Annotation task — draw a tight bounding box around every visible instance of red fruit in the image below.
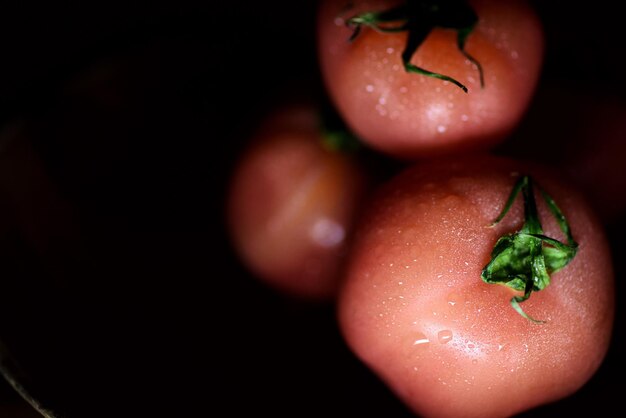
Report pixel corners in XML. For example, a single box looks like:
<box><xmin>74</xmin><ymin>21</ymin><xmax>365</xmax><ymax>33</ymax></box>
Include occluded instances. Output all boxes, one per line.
<box><xmin>317</xmin><ymin>0</ymin><xmax>544</xmax><ymax>158</ymax></box>
<box><xmin>227</xmin><ymin>104</ymin><xmax>367</xmax><ymax>300</ymax></box>
<box><xmin>338</xmin><ymin>154</ymin><xmax>614</xmax><ymax>417</ymax></box>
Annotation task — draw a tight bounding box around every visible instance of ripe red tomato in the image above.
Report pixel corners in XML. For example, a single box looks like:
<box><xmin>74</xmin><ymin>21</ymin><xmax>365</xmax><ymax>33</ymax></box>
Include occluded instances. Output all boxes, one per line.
<box><xmin>317</xmin><ymin>0</ymin><xmax>544</xmax><ymax>158</ymax></box>
<box><xmin>338</xmin><ymin>154</ymin><xmax>614</xmax><ymax>417</ymax></box>
<box><xmin>227</xmin><ymin>104</ymin><xmax>368</xmax><ymax>300</ymax></box>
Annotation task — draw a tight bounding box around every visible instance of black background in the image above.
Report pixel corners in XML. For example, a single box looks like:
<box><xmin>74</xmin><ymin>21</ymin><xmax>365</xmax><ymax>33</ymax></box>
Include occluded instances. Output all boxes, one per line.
<box><xmin>0</xmin><ymin>1</ymin><xmax>624</xmax><ymax>417</ymax></box>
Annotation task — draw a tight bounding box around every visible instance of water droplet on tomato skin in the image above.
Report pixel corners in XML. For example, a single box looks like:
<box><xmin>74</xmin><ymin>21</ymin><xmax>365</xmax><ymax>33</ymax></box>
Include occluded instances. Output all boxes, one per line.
<box><xmin>412</xmin><ymin>334</ymin><xmax>430</xmax><ymax>347</ymax></box>
<box><xmin>404</xmin><ymin>332</ymin><xmax>431</xmax><ymax>358</ymax></box>
<box><xmin>438</xmin><ymin>330</ymin><xmax>453</xmax><ymax>344</ymax></box>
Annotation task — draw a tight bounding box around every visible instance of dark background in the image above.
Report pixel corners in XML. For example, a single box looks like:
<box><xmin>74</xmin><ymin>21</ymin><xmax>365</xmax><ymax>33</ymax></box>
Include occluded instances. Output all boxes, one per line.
<box><xmin>0</xmin><ymin>1</ymin><xmax>624</xmax><ymax>417</ymax></box>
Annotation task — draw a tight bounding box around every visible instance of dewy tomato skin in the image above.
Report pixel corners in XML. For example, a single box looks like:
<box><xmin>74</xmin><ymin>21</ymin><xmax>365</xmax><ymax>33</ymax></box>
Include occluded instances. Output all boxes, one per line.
<box><xmin>317</xmin><ymin>0</ymin><xmax>544</xmax><ymax>158</ymax></box>
<box><xmin>338</xmin><ymin>154</ymin><xmax>614</xmax><ymax>418</ymax></box>
<box><xmin>227</xmin><ymin>105</ymin><xmax>367</xmax><ymax>300</ymax></box>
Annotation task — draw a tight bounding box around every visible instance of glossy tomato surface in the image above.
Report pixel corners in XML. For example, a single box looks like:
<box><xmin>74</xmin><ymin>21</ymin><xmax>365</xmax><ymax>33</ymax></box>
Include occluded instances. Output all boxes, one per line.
<box><xmin>317</xmin><ymin>0</ymin><xmax>544</xmax><ymax>158</ymax></box>
<box><xmin>338</xmin><ymin>154</ymin><xmax>614</xmax><ymax>417</ymax></box>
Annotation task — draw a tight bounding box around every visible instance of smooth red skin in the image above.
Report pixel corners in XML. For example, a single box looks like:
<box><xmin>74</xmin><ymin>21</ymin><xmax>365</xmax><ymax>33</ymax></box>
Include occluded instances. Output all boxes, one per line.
<box><xmin>317</xmin><ymin>0</ymin><xmax>544</xmax><ymax>158</ymax></box>
<box><xmin>338</xmin><ymin>155</ymin><xmax>614</xmax><ymax>418</ymax></box>
<box><xmin>227</xmin><ymin>106</ymin><xmax>366</xmax><ymax>300</ymax></box>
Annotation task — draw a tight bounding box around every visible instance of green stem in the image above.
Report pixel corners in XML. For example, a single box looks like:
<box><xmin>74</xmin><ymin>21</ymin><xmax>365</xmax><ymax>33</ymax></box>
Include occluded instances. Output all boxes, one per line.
<box><xmin>481</xmin><ymin>175</ymin><xmax>579</xmax><ymax>323</ymax></box>
<box><xmin>345</xmin><ymin>0</ymin><xmax>484</xmax><ymax>93</ymax></box>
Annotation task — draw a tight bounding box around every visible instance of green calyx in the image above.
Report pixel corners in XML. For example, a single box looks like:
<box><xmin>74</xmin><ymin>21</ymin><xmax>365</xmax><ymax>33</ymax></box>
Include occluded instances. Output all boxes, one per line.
<box><xmin>481</xmin><ymin>176</ymin><xmax>578</xmax><ymax>323</ymax></box>
<box><xmin>345</xmin><ymin>0</ymin><xmax>484</xmax><ymax>93</ymax></box>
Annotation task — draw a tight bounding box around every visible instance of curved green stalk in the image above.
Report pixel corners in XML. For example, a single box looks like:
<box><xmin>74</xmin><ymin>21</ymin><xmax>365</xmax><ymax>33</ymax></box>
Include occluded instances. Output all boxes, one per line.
<box><xmin>345</xmin><ymin>0</ymin><xmax>484</xmax><ymax>93</ymax></box>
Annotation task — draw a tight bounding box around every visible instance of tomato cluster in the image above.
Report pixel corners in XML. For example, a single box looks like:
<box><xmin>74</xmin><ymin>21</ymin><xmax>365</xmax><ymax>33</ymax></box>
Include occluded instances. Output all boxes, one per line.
<box><xmin>225</xmin><ymin>1</ymin><xmax>619</xmax><ymax>417</ymax></box>
<box><xmin>0</xmin><ymin>1</ymin><xmax>623</xmax><ymax>418</ymax></box>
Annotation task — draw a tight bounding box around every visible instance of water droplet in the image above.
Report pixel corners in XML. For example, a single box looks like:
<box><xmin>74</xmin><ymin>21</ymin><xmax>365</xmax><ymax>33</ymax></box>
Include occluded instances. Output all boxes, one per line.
<box><xmin>405</xmin><ymin>331</ymin><xmax>430</xmax><ymax>351</ymax></box>
<box><xmin>365</xmin><ymin>84</ymin><xmax>374</xmax><ymax>93</ymax></box>
<box><xmin>438</xmin><ymin>330</ymin><xmax>453</xmax><ymax>344</ymax></box>
<box><xmin>403</xmin><ymin>332</ymin><xmax>430</xmax><ymax>356</ymax></box>
<box><xmin>386</xmin><ymin>47</ymin><xmax>395</xmax><ymax>54</ymax></box>
<box><xmin>413</xmin><ymin>336</ymin><xmax>430</xmax><ymax>346</ymax></box>
<box><xmin>437</xmin><ymin>125</ymin><xmax>447</xmax><ymax>133</ymax></box>
<box><xmin>461</xmin><ymin>114</ymin><xmax>469</xmax><ymax>122</ymax></box>
<box><xmin>447</xmin><ymin>292</ymin><xmax>461</xmax><ymax>306</ymax></box>
<box><xmin>472</xmin><ymin>359</ymin><xmax>478</xmax><ymax>365</ymax></box>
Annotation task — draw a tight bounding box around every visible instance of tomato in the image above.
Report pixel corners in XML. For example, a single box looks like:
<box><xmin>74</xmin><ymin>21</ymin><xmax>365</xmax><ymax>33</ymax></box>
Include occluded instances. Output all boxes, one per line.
<box><xmin>317</xmin><ymin>0</ymin><xmax>544</xmax><ymax>158</ymax></box>
<box><xmin>226</xmin><ymin>104</ymin><xmax>368</xmax><ymax>300</ymax></box>
<box><xmin>338</xmin><ymin>154</ymin><xmax>614</xmax><ymax>417</ymax></box>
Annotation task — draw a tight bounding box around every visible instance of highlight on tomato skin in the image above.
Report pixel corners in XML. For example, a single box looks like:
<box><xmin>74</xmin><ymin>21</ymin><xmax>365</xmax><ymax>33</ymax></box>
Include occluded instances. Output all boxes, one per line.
<box><xmin>226</xmin><ymin>104</ymin><xmax>369</xmax><ymax>300</ymax></box>
<box><xmin>337</xmin><ymin>153</ymin><xmax>614</xmax><ymax>418</ymax></box>
<box><xmin>317</xmin><ymin>0</ymin><xmax>545</xmax><ymax>158</ymax></box>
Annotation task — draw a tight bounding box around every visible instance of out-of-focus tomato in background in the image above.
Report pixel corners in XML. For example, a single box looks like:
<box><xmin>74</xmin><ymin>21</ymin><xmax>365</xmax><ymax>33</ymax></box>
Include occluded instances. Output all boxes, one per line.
<box><xmin>0</xmin><ymin>1</ymin><xmax>624</xmax><ymax>417</ymax></box>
